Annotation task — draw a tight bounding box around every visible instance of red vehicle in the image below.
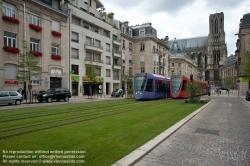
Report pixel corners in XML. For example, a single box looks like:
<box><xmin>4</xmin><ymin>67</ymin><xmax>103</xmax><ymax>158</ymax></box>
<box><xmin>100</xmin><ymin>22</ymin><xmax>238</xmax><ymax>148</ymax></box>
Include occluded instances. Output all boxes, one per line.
<box><xmin>170</xmin><ymin>74</ymin><xmax>208</xmax><ymax>99</ymax></box>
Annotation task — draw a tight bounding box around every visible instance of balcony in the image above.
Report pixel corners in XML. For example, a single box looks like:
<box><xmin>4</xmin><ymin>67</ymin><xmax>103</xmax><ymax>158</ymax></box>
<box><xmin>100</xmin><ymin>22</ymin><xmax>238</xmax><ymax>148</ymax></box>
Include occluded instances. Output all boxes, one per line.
<box><xmin>84</xmin><ymin>57</ymin><xmax>103</xmax><ymax>67</ymax></box>
<box><xmin>112</xmin><ymin>50</ymin><xmax>121</xmax><ymax>58</ymax></box>
<box><xmin>113</xmin><ymin>39</ymin><xmax>121</xmax><ymax>46</ymax></box>
<box><xmin>84</xmin><ymin>42</ymin><xmax>103</xmax><ymax>53</ymax></box>
<box><xmin>113</xmin><ymin>62</ymin><xmax>122</xmax><ymax>70</ymax></box>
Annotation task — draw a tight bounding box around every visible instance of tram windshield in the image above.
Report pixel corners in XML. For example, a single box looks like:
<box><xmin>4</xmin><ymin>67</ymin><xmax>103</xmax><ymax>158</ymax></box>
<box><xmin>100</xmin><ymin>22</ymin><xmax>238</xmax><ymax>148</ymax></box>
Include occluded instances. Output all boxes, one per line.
<box><xmin>134</xmin><ymin>76</ymin><xmax>146</xmax><ymax>91</ymax></box>
<box><xmin>171</xmin><ymin>77</ymin><xmax>182</xmax><ymax>91</ymax></box>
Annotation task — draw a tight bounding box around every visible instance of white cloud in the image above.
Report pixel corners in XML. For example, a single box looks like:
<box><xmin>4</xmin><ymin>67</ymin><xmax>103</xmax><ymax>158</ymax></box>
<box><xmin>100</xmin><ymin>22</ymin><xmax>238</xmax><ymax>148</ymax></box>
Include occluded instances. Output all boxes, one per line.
<box><xmin>101</xmin><ymin>0</ymin><xmax>250</xmax><ymax>56</ymax></box>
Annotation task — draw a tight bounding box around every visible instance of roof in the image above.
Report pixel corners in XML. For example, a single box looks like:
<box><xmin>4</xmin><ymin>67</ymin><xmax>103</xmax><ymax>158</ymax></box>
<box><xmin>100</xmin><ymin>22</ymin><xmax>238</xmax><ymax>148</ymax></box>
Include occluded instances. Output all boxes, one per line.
<box><xmin>220</xmin><ymin>55</ymin><xmax>236</xmax><ymax>66</ymax></box>
<box><xmin>242</xmin><ymin>13</ymin><xmax>250</xmax><ymax>26</ymax></box>
<box><xmin>169</xmin><ymin>36</ymin><xmax>208</xmax><ymax>49</ymax></box>
<box><xmin>96</xmin><ymin>0</ymin><xmax>104</xmax><ymax>8</ymax></box>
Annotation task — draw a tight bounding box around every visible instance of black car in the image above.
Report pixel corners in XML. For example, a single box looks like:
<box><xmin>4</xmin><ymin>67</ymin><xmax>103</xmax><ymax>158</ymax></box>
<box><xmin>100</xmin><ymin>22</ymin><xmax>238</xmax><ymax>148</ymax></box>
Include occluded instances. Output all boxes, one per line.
<box><xmin>246</xmin><ymin>89</ymin><xmax>250</xmax><ymax>101</ymax></box>
<box><xmin>37</xmin><ymin>88</ymin><xmax>71</xmax><ymax>103</ymax></box>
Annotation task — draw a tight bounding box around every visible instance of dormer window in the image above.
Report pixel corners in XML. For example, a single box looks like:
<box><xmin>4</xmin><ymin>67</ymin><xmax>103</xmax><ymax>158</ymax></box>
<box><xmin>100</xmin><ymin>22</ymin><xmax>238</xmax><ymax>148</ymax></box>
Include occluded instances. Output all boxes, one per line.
<box><xmin>140</xmin><ymin>31</ymin><xmax>145</xmax><ymax>38</ymax></box>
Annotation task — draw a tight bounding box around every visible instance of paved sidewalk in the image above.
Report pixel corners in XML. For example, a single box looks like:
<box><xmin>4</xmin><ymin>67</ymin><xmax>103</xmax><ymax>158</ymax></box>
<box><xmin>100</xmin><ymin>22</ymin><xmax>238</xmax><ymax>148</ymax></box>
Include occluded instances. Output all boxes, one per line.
<box><xmin>132</xmin><ymin>93</ymin><xmax>250</xmax><ymax>165</ymax></box>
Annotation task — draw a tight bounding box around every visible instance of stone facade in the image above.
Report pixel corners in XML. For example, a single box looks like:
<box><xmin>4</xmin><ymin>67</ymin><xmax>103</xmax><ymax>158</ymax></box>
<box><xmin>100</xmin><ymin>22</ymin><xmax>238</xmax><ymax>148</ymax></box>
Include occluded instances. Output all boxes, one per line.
<box><xmin>235</xmin><ymin>13</ymin><xmax>250</xmax><ymax>96</ymax></box>
<box><xmin>120</xmin><ymin>22</ymin><xmax>169</xmax><ymax>80</ymax></box>
<box><xmin>220</xmin><ymin>55</ymin><xmax>237</xmax><ymax>88</ymax></box>
<box><xmin>0</xmin><ymin>0</ymin><xmax>69</xmax><ymax>92</ymax></box>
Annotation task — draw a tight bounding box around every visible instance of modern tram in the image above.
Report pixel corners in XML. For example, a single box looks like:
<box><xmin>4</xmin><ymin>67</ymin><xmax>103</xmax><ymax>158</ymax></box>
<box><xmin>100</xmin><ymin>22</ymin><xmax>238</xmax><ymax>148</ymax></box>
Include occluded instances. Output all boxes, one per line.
<box><xmin>170</xmin><ymin>74</ymin><xmax>208</xmax><ymax>99</ymax></box>
<box><xmin>133</xmin><ymin>73</ymin><xmax>170</xmax><ymax>100</ymax></box>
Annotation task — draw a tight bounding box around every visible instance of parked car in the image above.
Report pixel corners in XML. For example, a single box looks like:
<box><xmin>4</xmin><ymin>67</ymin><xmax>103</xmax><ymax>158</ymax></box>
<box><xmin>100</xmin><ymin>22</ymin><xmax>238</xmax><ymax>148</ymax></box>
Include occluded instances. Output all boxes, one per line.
<box><xmin>246</xmin><ymin>89</ymin><xmax>250</xmax><ymax>101</ymax></box>
<box><xmin>36</xmin><ymin>88</ymin><xmax>71</xmax><ymax>103</ymax></box>
<box><xmin>111</xmin><ymin>89</ymin><xmax>123</xmax><ymax>97</ymax></box>
<box><xmin>0</xmin><ymin>91</ymin><xmax>22</xmax><ymax>105</ymax></box>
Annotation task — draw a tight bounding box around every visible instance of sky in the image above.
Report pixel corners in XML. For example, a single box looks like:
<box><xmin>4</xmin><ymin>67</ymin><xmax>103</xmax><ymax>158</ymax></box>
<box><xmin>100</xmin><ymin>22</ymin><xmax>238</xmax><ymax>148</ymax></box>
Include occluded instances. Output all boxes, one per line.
<box><xmin>100</xmin><ymin>0</ymin><xmax>249</xmax><ymax>56</ymax></box>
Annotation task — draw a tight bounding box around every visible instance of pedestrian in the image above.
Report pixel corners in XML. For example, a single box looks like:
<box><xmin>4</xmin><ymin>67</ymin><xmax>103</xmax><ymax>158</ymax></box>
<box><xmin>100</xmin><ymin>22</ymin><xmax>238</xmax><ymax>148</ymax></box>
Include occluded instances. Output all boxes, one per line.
<box><xmin>17</xmin><ymin>88</ymin><xmax>25</xmax><ymax>99</ymax></box>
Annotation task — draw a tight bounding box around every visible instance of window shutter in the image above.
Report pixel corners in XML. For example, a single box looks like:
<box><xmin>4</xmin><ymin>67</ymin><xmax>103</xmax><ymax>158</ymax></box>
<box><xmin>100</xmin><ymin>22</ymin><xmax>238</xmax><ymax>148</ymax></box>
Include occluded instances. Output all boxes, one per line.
<box><xmin>52</xmin><ymin>21</ymin><xmax>60</xmax><ymax>31</ymax></box>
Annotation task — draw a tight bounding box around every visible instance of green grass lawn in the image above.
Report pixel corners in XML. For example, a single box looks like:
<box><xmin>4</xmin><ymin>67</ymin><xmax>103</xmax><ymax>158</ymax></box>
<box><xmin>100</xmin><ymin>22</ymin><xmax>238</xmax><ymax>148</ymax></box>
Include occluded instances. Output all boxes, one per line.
<box><xmin>0</xmin><ymin>99</ymin><xmax>207</xmax><ymax>166</ymax></box>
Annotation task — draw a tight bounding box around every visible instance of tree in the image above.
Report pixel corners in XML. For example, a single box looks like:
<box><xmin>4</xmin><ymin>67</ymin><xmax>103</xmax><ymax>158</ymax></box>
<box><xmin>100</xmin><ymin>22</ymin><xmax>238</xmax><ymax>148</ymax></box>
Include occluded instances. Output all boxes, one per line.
<box><xmin>185</xmin><ymin>81</ymin><xmax>202</xmax><ymax>103</ymax></box>
<box><xmin>224</xmin><ymin>78</ymin><xmax>233</xmax><ymax>96</ymax></box>
<box><xmin>17</xmin><ymin>41</ymin><xmax>42</xmax><ymax>102</ymax></box>
<box><xmin>86</xmin><ymin>63</ymin><xmax>96</xmax><ymax>99</ymax></box>
<box><xmin>242</xmin><ymin>51</ymin><xmax>250</xmax><ymax>81</ymax></box>
<box><xmin>122</xmin><ymin>71</ymin><xmax>133</xmax><ymax>98</ymax></box>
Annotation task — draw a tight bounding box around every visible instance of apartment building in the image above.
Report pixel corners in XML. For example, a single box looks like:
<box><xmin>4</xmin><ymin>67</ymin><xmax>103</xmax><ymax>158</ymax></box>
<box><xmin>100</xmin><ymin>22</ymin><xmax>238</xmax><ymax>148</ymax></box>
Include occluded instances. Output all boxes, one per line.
<box><xmin>119</xmin><ymin>22</ymin><xmax>169</xmax><ymax>89</ymax></box>
<box><xmin>68</xmin><ymin>0</ymin><xmax>121</xmax><ymax>96</ymax></box>
<box><xmin>220</xmin><ymin>54</ymin><xmax>237</xmax><ymax>88</ymax></box>
<box><xmin>235</xmin><ymin>12</ymin><xmax>250</xmax><ymax>95</ymax></box>
<box><xmin>0</xmin><ymin>0</ymin><xmax>69</xmax><ymax>91</ymax></box>
<box><xmin>168</xmin><ymin>40</ymin><xmax>198</xmax><ymax>79</ymax></box>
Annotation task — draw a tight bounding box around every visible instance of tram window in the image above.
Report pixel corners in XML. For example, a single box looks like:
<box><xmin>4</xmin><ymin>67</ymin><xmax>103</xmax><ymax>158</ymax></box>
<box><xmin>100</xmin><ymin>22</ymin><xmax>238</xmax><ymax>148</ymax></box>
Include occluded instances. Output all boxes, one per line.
<box><xmin>182</xmin><ymin>80</ymin><xmax>187</xmax><ymax>91</ymax></box>
<box><xmin>145</xmin><ymin>79</ymin><xmax>153</xmax><ymax>91</ymax></box>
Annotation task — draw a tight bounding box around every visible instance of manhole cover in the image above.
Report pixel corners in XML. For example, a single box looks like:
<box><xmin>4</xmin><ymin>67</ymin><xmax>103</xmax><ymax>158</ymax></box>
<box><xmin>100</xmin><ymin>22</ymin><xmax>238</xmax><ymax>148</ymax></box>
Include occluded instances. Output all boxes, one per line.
<box><xmin>194</xmin><ymin>128</ymin><xmax>219</xmax><ymax>136</ymax></box>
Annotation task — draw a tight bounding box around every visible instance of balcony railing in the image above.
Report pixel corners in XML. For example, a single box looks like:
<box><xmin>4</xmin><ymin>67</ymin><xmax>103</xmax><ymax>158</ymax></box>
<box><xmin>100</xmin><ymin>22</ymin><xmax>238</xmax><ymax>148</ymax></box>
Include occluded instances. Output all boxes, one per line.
<box><xmin>113</xmin><ymin>76</ymin><xmax>119</xmax><ymax>80</ymax></box>
<box><xmin>85</xmin><ymin>42</ymin><xmax>103</xmax><ymax>49</ymax></box>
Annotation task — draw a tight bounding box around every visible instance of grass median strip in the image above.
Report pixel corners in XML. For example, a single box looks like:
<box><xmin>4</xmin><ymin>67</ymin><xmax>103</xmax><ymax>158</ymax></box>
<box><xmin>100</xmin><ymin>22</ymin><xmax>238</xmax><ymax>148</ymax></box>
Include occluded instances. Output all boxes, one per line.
<box><xmin>0</xmin><ymin>99</ymin><xmax>207</xmax><ymax>166</ymax></box>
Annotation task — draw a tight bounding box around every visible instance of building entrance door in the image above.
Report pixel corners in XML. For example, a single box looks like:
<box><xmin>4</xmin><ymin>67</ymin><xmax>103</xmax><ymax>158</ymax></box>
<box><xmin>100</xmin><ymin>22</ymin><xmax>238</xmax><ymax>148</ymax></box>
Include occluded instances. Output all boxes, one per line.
<box><xmin>50</xmin><ymin>77</ymin><xmax>61</xmax><ymax>88</ymax></box>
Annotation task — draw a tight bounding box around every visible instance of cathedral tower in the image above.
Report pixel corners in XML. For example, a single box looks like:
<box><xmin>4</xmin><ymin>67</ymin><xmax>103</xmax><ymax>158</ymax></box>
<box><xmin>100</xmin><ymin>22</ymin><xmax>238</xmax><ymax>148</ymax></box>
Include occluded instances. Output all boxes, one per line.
<box><xmin>206</xmin><ymin>12</ymin><xmax>227</xmax><ymax>85</ymax></box>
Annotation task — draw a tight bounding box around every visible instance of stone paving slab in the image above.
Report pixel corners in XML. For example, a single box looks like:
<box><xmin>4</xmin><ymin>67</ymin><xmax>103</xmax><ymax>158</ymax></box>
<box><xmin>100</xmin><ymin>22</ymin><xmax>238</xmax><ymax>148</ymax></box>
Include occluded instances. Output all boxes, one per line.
<box><xmin>134</xmin><ymin>96</ymin><xmax>250</xmax><ymax>166</ymax></box>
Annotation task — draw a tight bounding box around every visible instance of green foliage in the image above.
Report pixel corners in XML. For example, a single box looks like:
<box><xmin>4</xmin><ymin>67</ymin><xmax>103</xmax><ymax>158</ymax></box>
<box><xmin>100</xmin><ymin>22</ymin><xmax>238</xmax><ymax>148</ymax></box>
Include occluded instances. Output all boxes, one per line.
<box><xmin>123</xmin><ymin>71</ymin><xmax>133</xmax><ymax>98</ymax></box>
<box><xmin>113</xmin><ymin>24</ymin><xmax>117</xmax><ymax>29</ymax></box>
<box><xmin>86</xmin><ymin>63</ymin><xmax>96</xmax><ymax>85</ymax></box>
<box><xmin>107</xmin><ymin>12</ymin><xmax>113</xmax><ymax>19</ymax></box>
<box><xmin>242</xmin><ymin>51</ymin><xmax>250</xmax><ymax>81</ymax></box>
<box><xmin>185</xmin><ymin>81</ymin><xmax>202</xmax><ymax>103</ymax></box>
<box><xmin>86</xmin><ymin>63</ymin><xmax>96</xmax><ymax>98</ymax></box>
<box><xmin>16</xmin><ymin>41</ymin><xmax>42</xmax><ymax>84</ymax></box>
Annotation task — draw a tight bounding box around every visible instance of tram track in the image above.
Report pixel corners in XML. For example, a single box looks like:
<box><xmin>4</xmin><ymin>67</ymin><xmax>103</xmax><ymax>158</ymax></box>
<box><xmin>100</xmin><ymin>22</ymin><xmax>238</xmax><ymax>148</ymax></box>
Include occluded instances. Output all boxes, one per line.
<box><xmin>0</xmin><ymin>100</ymin><xmax>162</xmax><ymax>140</ymax></box>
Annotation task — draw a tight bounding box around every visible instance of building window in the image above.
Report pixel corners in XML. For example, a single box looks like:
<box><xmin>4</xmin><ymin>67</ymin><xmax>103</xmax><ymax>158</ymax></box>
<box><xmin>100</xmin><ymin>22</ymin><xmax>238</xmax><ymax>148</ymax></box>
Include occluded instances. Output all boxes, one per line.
<box><xmin>141</xmin><ymin>67</ymin><xmax>145</xmax><ymax>73</ymax></box>
<box><xmin>71</xmin><ymin>65</ymin><xmax>79</xmax><ymax>74</ymax></box>
<box><xmin>86</xmin><ymin>37</ymin><xmax>91</xmax><ymax>45</ymax></box>
<box><xmin>172</xmin><ymin>63</ymin><xmax>174</xmax><ymax>67</ymax></box>
<box><xmin>2</xmin><ymin>2</ymin><xmax>16</xmax><ymax>18</ymax></box>
<box><xmin>93</xmin><ymin>54</ymin><xmax>101</xmax><ymax>62</ymax></box>
<box><xmin>154</xmin><ymin>67</ymin><xmax>156</xmax><ymax>74</ymax></box>
<box><xmin>113</xmin><ymin>35</ymin><xmax>118</xmax><ymax>41</ymax></box>
<box><xmin>113</xmin><ymin>58</ymin><xmax>118</xmax><ymax>65</ymax></box>
<box><xmin>129</xmin><ymin>67</ymin><xmax>132</xmax><ymax>76</ymax></box>
<box><xmin>30</xmin><ymin>13</ymin><xmax>40</xmax><ymax>26</ymax></box>
<box><xmin>31</xmin><ymin>71</ymin><xmax>41</xmax><ymax>85</ymax></box>
<box><xmin>95</xmin><ymin>40</ymin><xmax>101</xmax><ymax>47</ymax></box>
<box><xmin>72</xmin><ymin>16</ymin><xmax>81</xmax><ymax>26</ymax></box>
<box><xmin>140</xmin><ymin>31</ymin><xmax>145</xmax><ymax>37</ymax></box>
<box><xmin>52</xmin><ymin>44</ymin><xmax>59</xmax><ymax>54</ymax></box>
<box><xmin>129</xmin><ymin>55</ymin><xmax>132</xmax><ymax>65</ymax></box>
<box><xmin>106</xmin><ymin>69</ymin><xmax>110</xmax><ymax>77</ymax></box>
<box><xmin>95</xmin><ymin>68</ymin><xmax>101</xmax><ymax>76</ymax></box>
<box><xmin>122</xmin><ymin>40</ymin><xmax>125</xmax><ymax>49</ymax></box>
<box><xmin>172</xmin><ymin>70</ymin><xmax>174</xmax><ymax>75</ymax></box>
<box><xmin>106</xmin><ymin>56</ymin><xmax>110</xmax><ymax>65</ymax></box>
<box><xmin>83</xmin><ymin>20</ymin><xmax>89</xmax><ymax>29</ymax></box>
<box><xmin>178</xmin><ymin>63</ymin><xmax>181</xmax><ymax>67</ymax></box>
<box><xmin>122</xmin><ymin>66</ymin><xmax>125</xmax><ymax>74</ymax></box>
<box><xmin>4</xmin><ymin>31</ymin><xmax>16</xmax><ymax>47</ymax></box>
<box><xmin>91</xmin><ymin>25</ymin><xmax>98</xmax><ymax>33</ymax></box>
<box><xmin>113</xmin><ymin>70</ymin><xmax>119</xmax><ymax>80</ymax></box>
<box><xmin>4</xmin><ymin>64</ymin><xmax>17</xmax><ymax>79</ymax></box>
<box><xmin>71</xmin><ymin>32</ymin><xmax>79</xmax><ymax>42</ymax></box>
<box><xmin>71</xmin><ymin>48</ymin><xmax>79</xmax><ymax>59</ymax></box>
<box><xmin>129</xmin><ymin>42</ymin><xmax>132</xmax><ymax>51</ymax></box>
<box><xmin>140</xmin><ymin>43</ymin><xmax>145</xmax><ymax>51</ymax></box>
<box><xmin>86</xmin><ymin>51</ymin><xmax>91</xmax><ymax>60</ymax></box>
<box><xmin>106</xmin><ymin>43</ymin><xmax>110</xmax><ymax>52</ymax></box>
<box><xmin>103</xmin><ymin>30</ymin><xmax>109</xmax><ymax>37</ymax></box>
<box><xmin>30</xmin><ymin>38</ymin><xmax>40</xmax><ymax>51</ymax></box>
<box><xmin>52</xmin><ymin>20</ymin><xmax>60</xmax><ymax>32</ymax></box>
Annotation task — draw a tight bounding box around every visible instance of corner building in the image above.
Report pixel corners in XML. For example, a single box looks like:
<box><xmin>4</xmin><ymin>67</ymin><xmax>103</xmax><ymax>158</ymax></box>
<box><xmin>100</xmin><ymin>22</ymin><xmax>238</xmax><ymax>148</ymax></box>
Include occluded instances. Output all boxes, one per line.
<box><xmin>0</xmin><ymin>0</ymin><xmax>69</xmax><ymax>91</ymax></box>
<box><xmin>119</xmin><ymin>22</ymin><xmax>169</xmax><ymax>90</ymax></box>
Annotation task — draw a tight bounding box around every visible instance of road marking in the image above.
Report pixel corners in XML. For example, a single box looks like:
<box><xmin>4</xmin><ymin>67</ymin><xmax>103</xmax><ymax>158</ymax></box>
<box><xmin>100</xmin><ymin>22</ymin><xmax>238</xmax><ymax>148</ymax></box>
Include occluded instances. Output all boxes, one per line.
<box><xmin>223</xmin><ymin>103</ymin><xmax>232</xmax><ymax>106</ymax></box>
